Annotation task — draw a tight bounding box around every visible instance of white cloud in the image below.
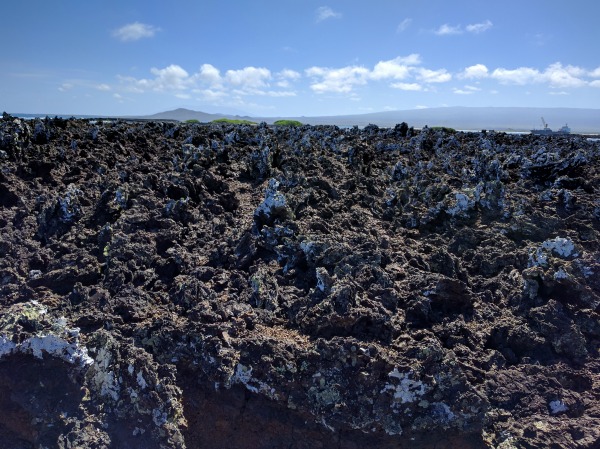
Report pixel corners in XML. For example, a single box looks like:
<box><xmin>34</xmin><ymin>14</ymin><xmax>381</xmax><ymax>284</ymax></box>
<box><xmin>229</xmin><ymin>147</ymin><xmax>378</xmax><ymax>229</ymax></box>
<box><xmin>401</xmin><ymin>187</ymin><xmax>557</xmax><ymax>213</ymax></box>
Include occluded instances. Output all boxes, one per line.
<box><xmin>543</xmin><ymin>62</ymin><xmax>586</xmax><ymax>88</ymax></box>
<box><xmin>197</xmin><ymin>64</ymin><xmax>223</xmax><ymax>88</ymax></box>
<box><xmin>415</xmin><ymin>105</ymin><xmax>429</xmax><ymax>109</ymax></box>
<box><xmin>306</xmin><ymin>55</ymin><xmax>450</xmax><ymax>93</ymax></box>
<box><xmin>460</xmin><ymin>64</ymin><xmax>489</xmax><ymax>79</ymax></box>
<box><xmin>306</xmin><ymin>65</ymin><xmax>369</xmax><ymax>93</ymax></box>
<box><xmin>549</xmin><ymin>91</ymin><xmax>569</xmax><ymax>95</ymax></box>
<box><xmin>276</xmin><ymin>69</ymin><xmax>301</xmax><ymax>87</ymax></box>
<box><xmin>371</xmin><ymin>58</ymin><xmax>413</xmax><ymax>80</ymax></box>
<box><xmin>434</xmin><ymin>24</ymin><xmax>462</xmax><ymax>35</ymax></box>
<box><xmin>434</xmin><ymin>20</ymin><xmax>492</xmax><ymax>36</ymax></box>
<box><xmin>453</xmin><ymin>85</ymin><xmax>480</xmax><ymax>95</ymax></box>
<box><xmin>490</xmin><ymin>63</ymin><xmax>587</xmax><ymax>88</ymax></box>
<box><xmin>119</xmin><ymin>64</ymin><xmax>297</xmax><ymax>100</ymax></box>
<box><xmin>118</xmin><ymin>65</ymin><xmax>194</xmax><ymax>93</ymax></box>
<box><xmin>590</xmin><ymin>80</ymin><xmax>600</xmax><ymax>88</ymax></box>
<box><xmin>278</xmin><ymin>69</ymin><xmax>301</xmax><ymax>80</ymax></box>
<box><xmin>417</xmin><ymin>68</ymin><xmax>452</xmax><ymax>83</ymax></box>
<box><xmin>232</xmin><ymin>88</ymin><xmax>294</xmax><ymax>97</ymax></box>
<box><xmin>371</xmin><ymin>55</ymin><xmax>422</xmax><ymax>80</ymax></box>
<box><xmin>391</xmin><ymin>82</ymin><xmax>422</xmax><ymax>91</ymax></box>
<box><xmin>112</xmin><ymin>22</ymin><xmax>159</xmax><ymax>42</ymax></box>
<box><xmin>316</xmin><ymin>6</ymin><xmax>341</xmax><ymax>22</ymax></box>
<box><xmin>588</xmin><ymin>67</ymin><xmax>600</xmax><ymax>78</ymax></box>
<box><xmin>398</xmin><ymin>54</ymin><xmax>423</xmax><ymax>66</ymax></box>
<box><xmin>397</xmin><ymin>18</ymin><xmax>412</xmax><ymax>32</ymax></box>
<box><xmin>491</xmin><ymin>67</ymin><xmax>542</xmax><ymax>85</ymax></box>
<box><xmin>95</xmin><ymin>84</ymin><xmax>111</xmax><ymax>91</ymax></box>
<box><xmin>149</xmin><ymin>65</ymin><xmax>192</xmax><ymax>90</ymax></box>
<box><xmin>196</xmin><ymin>89</ymin><xmax>228</xmax><ymax>101</ymax></box>
<box><xmin>466</xmin><ymin>20</ymin><xmax>493</xmax><ymax>34</ymax></box>
<box><xmin>225</xmin><ymin>67</ymin><xmax>271</xmax><ymax>89</ymax></box>
<box><xmin>258</xmin><ymin>90</ymin><xmax>297</xmax><ymax>97</ymax></box>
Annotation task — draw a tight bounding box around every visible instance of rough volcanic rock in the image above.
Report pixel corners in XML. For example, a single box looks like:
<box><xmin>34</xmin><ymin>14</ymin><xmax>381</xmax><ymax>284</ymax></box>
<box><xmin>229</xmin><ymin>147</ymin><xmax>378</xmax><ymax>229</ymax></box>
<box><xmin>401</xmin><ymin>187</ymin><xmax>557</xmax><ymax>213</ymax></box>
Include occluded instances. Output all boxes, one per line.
<box><xmin>0</xmin><ymin>114</ymin><xmax>599</xmax><ymax>448</ymax></box>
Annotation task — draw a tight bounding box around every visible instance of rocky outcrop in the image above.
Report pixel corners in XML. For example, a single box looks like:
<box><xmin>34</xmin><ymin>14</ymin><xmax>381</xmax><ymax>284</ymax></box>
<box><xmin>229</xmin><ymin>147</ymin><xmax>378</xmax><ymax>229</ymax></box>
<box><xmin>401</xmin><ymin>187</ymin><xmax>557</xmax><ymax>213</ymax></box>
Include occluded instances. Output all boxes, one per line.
<box><xmin>0</xmin><ymin>114</ymin><xmax>599</xmax><ymax>448</ymax></box>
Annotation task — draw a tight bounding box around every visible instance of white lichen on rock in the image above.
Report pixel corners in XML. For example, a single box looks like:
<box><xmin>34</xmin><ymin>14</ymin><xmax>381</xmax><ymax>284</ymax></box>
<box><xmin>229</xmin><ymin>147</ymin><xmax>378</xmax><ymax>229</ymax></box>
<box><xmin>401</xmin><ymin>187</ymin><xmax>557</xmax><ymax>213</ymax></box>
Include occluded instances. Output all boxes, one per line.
<box><xmin>29</xmin><ymin>269</ymin><xmax>43</xmax><ymax>280</ymax></box>
<box><xmin>58</xmin><ymin>184</ymin><xmax>83</xmax><ymax>222</ymax></box>
<box><xmin>528</xmin><ymin>247</ymin><xmax>549</xmax><ymax>268</ymax></box>
<box><xmin>230</xmin><ymin>363</ymin><xmax>279</xmax><ymax>399</ymax></box>
<box><xmin>0</xmin><ymin>335</ymin><xmax>17</xmax><ymax>358</ymax></box>
<box><xmin>0</xmin><ymin>301</ymin><xmax>93</xmax><ymax>367</ymax></box>
<box><xmin>254</xmin><ymin>178</ymin><xmax>292</xmax><ymax>222</ymax></box>
<box><xmin>542</xmin><ymin>237</ymin><xmax>577</xmax><ymax>258</ymax></box>
<box><xmin>233</xmin><ymin>363</ymin><xmax>254</xmax><ymax>388</ymax></box>
<box><xmin>91</xmin><ymin>346</ymin><xmax>120</xmax><ymax>401</ymax></box>
<box><xmin>529</xmin><ymin>237</ymin><xmax>577</xmax><ymax>268</ymax></box>
<box><xmin>22</xmin><ymin>334</ymin><xmax>93</xmax><ymax>365</ymax></box>
<box><xmin>380</xmin><ymin>368</ymin><xmax>429</xmax><ymax>406</ymax></box>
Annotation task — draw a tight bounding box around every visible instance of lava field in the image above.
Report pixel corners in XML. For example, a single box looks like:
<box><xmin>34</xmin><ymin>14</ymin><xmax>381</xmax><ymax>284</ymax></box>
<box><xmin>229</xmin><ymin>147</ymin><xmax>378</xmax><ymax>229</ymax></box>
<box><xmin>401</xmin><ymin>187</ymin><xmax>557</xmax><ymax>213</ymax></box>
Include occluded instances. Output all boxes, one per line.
<box><xmin>0</xmin><ymin>115</ymin><xmax>599</xmax><ymax>448</ymax></box>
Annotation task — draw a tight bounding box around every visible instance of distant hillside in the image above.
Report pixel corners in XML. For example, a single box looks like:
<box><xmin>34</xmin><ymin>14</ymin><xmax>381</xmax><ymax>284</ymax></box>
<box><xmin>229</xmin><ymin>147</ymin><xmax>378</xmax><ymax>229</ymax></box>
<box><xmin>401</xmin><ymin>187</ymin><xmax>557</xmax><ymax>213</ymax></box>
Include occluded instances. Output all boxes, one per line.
<box><xmin>130</xmin><ymin>108</ymin><xmax>254</xmax><ymax>123</ymax></box>
<box><xmin>271</xmin><ymin>107</ymin><xmax>600</xmax><ymax>133</ymax></box>
<box><xmin>132</xmin><ymin>107</ymin><xmax>600</xmax><ymax>133</ymax></box>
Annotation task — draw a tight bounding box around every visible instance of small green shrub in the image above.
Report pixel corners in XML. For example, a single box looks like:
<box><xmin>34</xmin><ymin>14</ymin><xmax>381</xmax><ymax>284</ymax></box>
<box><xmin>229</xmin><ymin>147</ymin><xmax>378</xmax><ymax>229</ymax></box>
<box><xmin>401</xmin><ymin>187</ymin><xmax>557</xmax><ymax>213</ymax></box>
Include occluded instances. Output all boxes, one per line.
<box><xmin>274</xmin><ymin>120</ymin><xmax>303</xmax><ymax>127</ymax></box>
<box><xmin>212</xmin><ymin>118</ymin><xmax>257</xmax><ymax>125</ymax></box>
<box><xmin>184</xmin><ymin>119</ymin><xmax>200</xmax><ymax>123</ymax></box>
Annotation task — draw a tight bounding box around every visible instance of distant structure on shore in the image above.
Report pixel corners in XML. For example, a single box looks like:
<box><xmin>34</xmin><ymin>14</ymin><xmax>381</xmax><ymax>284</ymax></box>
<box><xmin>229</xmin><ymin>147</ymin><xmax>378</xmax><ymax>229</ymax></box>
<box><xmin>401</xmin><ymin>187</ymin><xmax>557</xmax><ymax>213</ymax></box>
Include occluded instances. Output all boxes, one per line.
<box><xmin>531</xmin><ymin>117</ymin><xmax>571</xmax><ymax>135</ymax></box>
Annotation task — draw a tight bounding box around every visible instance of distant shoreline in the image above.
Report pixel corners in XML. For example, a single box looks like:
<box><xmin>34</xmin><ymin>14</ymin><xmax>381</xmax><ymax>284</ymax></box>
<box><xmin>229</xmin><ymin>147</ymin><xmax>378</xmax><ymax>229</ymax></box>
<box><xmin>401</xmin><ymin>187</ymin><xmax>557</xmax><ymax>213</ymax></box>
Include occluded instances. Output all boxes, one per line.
<box><xmin>7</xmin><ymin>109</ymin><xmax>600</xmax><ymax>136</ymax></box>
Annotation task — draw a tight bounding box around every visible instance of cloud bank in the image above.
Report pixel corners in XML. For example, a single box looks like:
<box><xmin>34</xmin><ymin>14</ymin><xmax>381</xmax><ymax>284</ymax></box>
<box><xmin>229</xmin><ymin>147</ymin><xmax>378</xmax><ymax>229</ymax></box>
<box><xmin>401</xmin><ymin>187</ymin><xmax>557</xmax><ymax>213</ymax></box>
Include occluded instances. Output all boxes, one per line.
<box><xmin>459</xmin><ymin>62</ymin><xmax>594</xmax><ymax>88</ymax></box>
<box><xmin>306</xmin><ymin>54</ymin><xmax>451</xmax><ymax>93</ymax></box>
<box><xmin>105</xmin><ymin>58</ymin><xmax>600</xmax><ymax>108</ymax></box>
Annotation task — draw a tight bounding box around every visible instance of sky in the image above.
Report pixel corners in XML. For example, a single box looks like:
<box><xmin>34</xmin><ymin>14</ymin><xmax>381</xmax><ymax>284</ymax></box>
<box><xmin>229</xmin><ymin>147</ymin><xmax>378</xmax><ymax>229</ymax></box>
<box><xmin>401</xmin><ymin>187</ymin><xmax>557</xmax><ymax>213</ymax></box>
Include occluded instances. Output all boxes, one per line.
<box><xmin>2</xmin><ymin>0</ymin><xmax>600</xmax><ymax>117</ymax></box>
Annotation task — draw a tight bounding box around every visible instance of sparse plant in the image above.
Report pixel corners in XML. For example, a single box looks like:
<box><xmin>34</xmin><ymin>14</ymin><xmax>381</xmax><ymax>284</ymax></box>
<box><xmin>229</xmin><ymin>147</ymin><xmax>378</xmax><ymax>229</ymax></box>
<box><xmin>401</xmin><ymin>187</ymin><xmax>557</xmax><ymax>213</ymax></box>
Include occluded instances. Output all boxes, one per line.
<box><xmin>212</xmin><ymin>118</ymin><xmax>257</xmax><ymax>125</ymax></box>
<box><xmin>273</xmin><ymin>120</ymin><xmax>303</xmax><ymax>127</ymax></box>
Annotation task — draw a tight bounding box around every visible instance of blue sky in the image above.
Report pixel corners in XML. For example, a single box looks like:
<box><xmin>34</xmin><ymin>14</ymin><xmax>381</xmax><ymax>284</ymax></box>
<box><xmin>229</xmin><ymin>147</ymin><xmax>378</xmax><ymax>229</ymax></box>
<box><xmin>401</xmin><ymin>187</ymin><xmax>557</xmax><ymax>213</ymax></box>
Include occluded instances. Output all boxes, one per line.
<box><xmin>2</xmin><ymin>0</ymin><xmax>600</xmax><ymax>116</ymax></box>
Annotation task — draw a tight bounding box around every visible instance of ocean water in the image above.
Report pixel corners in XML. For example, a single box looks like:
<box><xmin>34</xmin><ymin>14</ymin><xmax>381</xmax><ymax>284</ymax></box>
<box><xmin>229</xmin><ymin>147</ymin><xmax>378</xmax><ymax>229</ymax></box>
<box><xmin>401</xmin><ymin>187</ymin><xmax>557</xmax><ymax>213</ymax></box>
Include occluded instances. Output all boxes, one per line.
<box><xmin>10</xmin><ymin>113</ymin><xmax>103</xmax><ymax>120</ymax></box>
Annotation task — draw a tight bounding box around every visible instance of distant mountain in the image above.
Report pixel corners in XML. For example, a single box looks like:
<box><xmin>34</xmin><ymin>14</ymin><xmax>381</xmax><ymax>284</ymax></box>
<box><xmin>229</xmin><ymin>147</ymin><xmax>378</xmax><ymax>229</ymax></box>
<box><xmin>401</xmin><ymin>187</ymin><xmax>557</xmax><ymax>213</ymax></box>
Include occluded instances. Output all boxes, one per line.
<box><xmin>131</xmin><ymin>108</ymin><xmax>255</xmax><ymax>123</ymax></box>
<box><xmin>132</xmin><ymin>108</ymin><xmax>224</xmax><ymax>122</ymax></box>
<box><xmin>132</xmin><ymin>107</ymin><xmax>600</xmax><ymax>133</ymax></box>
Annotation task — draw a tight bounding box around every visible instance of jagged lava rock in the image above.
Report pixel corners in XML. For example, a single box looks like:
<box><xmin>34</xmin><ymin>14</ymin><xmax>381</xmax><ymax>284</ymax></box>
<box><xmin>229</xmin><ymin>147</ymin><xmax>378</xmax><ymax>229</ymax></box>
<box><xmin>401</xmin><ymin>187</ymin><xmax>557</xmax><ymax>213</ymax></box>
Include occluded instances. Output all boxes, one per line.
<box><xmin>0</xmin><ymin>115</ymin><xmax>599</xmax><ymax>448</ymax></box>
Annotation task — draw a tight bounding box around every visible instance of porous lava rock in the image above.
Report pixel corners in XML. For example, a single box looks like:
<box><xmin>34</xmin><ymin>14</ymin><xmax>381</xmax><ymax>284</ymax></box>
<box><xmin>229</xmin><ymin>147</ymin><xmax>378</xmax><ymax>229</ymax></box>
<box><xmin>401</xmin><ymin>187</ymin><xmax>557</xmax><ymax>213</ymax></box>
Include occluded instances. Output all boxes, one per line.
<box><xmin>0</xmin><ymin>114</ymin><xmax>599</xmax><ymax>448</ymax></box>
